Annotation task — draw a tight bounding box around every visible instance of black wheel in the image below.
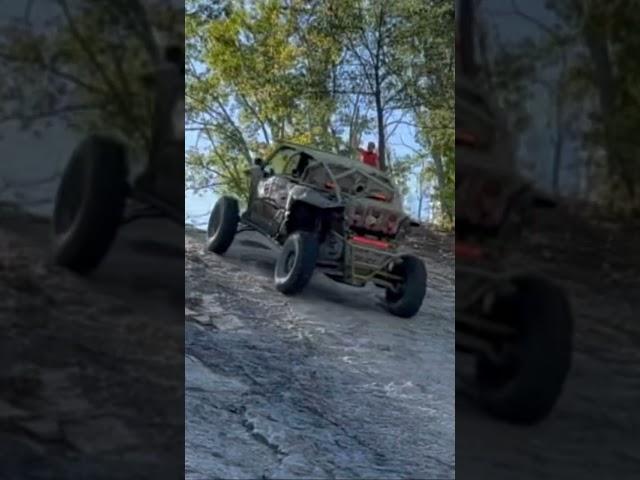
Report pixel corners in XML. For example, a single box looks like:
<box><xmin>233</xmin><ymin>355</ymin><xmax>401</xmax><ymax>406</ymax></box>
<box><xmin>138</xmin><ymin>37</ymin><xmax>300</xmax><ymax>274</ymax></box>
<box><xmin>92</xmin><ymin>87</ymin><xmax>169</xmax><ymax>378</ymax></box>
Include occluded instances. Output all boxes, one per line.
<box><xmin>384</xmin><ymin>255</ymin><xmax>427</xmax><ymax>318</ymax></box>
<box><xmin>52</xmin><ymin>135</ymin><xmax>128</xmax><ymax>274</ymax></box>
<box><xmin>274</xmin><ymin>231</ymin><xmax>318</xmax><ymax>295</ymax></box>
<box><xmin>206</xmin><ymin>196</ymin><xmax>239</xmax><ymax>254</ymax></box>
<box><xmin>475</xmin><ymin>275</ymin><xmax>573</xmax><ymax>424</ymax></box>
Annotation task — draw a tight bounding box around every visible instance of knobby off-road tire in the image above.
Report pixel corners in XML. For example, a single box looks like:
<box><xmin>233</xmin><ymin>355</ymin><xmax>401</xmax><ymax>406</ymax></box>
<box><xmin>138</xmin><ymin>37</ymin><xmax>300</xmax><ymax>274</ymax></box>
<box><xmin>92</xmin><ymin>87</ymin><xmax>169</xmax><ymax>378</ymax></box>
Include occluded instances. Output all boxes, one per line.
<box><xmin>52</xmin><ymin>135</ymin><xmax>128</xmax><ymax>274</ymax></box>
<box><xmin>206</xmin><ymin>196</ymin><xmax>239</xmax><ymax>254</ymax></box>
<box><xmin>385</xmin><ymin>255</ymin><xmax>427</xmax><ymax>318</ymax></box>
<box><xmin>476</xmin><ymin>275</ymin><xmax>573</xmax><ymax>425</ymax></box>
<box><xmin>274</xmin><ymin>231</ymin><xmax>319</xmax><ymax>295</ymax></box>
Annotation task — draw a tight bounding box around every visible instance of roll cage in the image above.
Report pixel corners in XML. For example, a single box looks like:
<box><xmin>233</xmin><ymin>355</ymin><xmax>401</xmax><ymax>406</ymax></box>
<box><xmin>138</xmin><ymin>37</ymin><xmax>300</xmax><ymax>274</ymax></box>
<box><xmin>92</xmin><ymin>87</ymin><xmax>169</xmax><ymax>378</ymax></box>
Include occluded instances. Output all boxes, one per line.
<box><xmin>262</xmin><ymin>143</ymin><xmax>397</xmax><ymax>204</ymax></box>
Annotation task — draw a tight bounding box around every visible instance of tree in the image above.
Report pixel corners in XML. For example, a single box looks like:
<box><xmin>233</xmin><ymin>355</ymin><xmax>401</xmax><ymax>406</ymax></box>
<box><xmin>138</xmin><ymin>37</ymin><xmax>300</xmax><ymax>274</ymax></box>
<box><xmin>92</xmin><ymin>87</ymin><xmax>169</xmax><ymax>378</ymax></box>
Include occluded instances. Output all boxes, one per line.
<box><xmin>186</xmin><ymin>0</ymin><xmax>455</xmax><ymax>226</ymax></box>
<box><xmin>560</xmin><ymin>0</ymin><xmax>640</xmax><ymax>212</ymax></box>
<box><xmin>480</xmin><ymin>0</ymin><xmax>640</xmax><ymax>214</ymax></box>
<box><xmin>393</xmin><ymin>0</ymin><xmax>455</xmax><ymax>223</ymax></box>
<box><xmin>186</xmin><ymin>0</ymin><xmax>348</xmax><ymax>199</ymax></box>
<box><xmin>0</xmin><ymin>0</ymin><xmax>182</xmax><ymax>152</ymax></box>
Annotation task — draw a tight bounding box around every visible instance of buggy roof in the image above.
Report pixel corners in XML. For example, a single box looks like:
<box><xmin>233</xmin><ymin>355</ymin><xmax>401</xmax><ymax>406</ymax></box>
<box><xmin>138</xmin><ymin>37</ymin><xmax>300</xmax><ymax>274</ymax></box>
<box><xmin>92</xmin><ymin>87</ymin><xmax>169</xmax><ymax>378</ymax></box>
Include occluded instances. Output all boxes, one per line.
<box><xmin>270</xmin><ymin>141</ymin><xmax>407</xmax><ymax>211</ymax></box>
<box><xmin>273</xmin><ymin>141</ymin><xmax>392</xmax><ymax>183</ymax></box>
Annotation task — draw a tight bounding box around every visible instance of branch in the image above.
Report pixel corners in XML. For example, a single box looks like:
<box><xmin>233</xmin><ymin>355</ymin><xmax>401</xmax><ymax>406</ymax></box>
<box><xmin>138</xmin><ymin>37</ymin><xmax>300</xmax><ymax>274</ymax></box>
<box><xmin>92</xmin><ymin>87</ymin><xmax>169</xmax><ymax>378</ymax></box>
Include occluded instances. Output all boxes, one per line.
<box><xmin>390</xmin><ymin>139</ymin><xmax>426</xmax><ymax>157</ymax></box>
<box><xmin>374</xmin><ymin>2</ymin><xmax>386</xmax><ymax>70</ymax></box>
<box><xmin>56</xmin><ymin>0</ymin><xmax>146</xmax><ymax>143</ymax></box>
<box><xmin>0</xmin><ymin>50</ymin><xmax>105</xmax><ymax>96</ymax></box>
<box><xmin>237</xmin><ymin>93</ymin><xmax>270</xmax><ymax>144</ymax></box>
<box><xmin>0</xmin><ymin>103</ymin><xmax>102</xmax><ymax>127</ymax></box>
<box><xmin>509</xmin><ymin>0</ymin><xmax>561</xmax><ymax>41</ymax></box>
<box><xmin>344</xmin><ymin>34</ymin><xmax>376</xmax><ymax>92</ymax></box>
<box><xmin>186</xmin><ymin>91</ymin><xmax>253</xmax><ymax>164</ymax></box>
<box><xmin>186</xmin><ymin>182</ymin><xmax>222</xmax><ymax>192</ymax></box>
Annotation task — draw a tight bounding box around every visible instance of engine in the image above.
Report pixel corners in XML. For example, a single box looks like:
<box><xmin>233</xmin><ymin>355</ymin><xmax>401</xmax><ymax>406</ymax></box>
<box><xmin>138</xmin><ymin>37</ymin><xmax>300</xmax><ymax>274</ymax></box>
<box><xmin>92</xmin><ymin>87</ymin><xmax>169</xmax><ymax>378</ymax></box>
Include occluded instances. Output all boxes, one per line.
<box><xmin>344</xmin><ymin>202</ymin><xmax>404</xmax><ymax>239</ymax></box>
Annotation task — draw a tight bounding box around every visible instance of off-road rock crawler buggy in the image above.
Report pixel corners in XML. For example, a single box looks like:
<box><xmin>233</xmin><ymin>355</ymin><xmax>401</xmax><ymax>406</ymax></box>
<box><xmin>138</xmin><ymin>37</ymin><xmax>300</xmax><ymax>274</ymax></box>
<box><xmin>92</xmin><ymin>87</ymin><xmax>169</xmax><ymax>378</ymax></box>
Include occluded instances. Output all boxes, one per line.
<box><xmin>455</xmin><ymin>0</ymin><xmax>573</xmax><ymax>425</ymax></box>
<box><xmin>206</xmin><ymin>142</ymin><xmax>427</xmax><ymax>318</ymax></box>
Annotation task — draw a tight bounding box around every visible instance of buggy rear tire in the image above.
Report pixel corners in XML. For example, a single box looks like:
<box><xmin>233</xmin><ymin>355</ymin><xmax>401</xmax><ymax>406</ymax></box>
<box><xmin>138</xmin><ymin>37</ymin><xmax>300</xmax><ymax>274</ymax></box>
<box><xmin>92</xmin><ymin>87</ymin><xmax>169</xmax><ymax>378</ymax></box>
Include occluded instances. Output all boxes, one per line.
<box><xmin>206</xmin><ymin>196</ymin><xmax>239</xmax><ymax>254</ymax></box>
<box><xmin>384</xmin><ymin>255</ymin><xmax>427</xmax><ymax>318</ymax></box>
<box><xmin>52</xmin><ymin>135</ymin><xmax>128</xmax><ymax>274</ymax></box>
<box><xmin>274</xmin><ymin>231</ymin><xmax>318</xmax><ymax>295</ymax></box>
<box><xmin>475</xmin><ymin>275</ymin><xmax>573</xmax><ymax>424</ymax></box>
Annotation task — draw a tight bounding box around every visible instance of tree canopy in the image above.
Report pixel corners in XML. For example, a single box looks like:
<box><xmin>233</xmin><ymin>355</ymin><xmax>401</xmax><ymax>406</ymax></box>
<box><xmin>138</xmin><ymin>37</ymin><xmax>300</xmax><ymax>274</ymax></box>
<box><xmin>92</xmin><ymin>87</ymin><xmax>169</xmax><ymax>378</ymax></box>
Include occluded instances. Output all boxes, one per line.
<box><xmin>0</xmin><ymin>0</ymin><xmax>182</xmax><ymax>152</ymax></box>
<box><xmin>474</xmin><ymin>0</ymin><xmax>640</xmax><ymax>216</ymax></box>
<box><xmin>186</xmin><ymin>0</ymin><xmax>454</xmax><ymax>225</ymax></box>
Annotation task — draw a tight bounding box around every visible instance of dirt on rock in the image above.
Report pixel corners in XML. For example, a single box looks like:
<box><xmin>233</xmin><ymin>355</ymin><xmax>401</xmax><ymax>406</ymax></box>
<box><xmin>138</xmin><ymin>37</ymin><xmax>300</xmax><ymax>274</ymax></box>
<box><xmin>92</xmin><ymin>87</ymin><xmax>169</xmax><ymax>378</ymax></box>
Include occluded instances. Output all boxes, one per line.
<box><xmin>456</xmin><ymin>204</ymin><xmax>640</xmax><ymax>479</ymax></box>
<box><xmin>185</xmin><ymin>225</ymin><xmax>455</xmax><ymax>479</ymax></box>
<box><xmin>1</xmin><ymin>206</ymin><xmax>184</xmax><ymax>479</ymax></box>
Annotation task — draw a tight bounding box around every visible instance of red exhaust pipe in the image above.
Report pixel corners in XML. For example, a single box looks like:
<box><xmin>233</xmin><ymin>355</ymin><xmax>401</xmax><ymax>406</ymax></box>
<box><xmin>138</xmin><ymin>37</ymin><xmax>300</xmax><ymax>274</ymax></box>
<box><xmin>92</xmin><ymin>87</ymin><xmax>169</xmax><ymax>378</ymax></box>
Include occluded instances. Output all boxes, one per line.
<box><xmin>351</xmin><ymin>235</ymin><xmax>390</xmax><ymax>249</ymax></box>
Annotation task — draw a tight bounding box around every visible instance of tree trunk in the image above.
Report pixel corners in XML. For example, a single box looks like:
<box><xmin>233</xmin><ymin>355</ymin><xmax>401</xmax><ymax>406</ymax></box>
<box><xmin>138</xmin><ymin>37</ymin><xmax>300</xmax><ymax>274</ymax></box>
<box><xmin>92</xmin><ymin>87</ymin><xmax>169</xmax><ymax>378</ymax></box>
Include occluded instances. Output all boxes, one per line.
<box><xmin>551</xmin><ymin>129</ymin><xmax>564</xmax><ymax>194</ymax></box>
<box><xmin>584</xmin><ymin>28</ymin><xmax>635</xmax><ymax>201</ymax></box>
<box><xmin>431</xmin><ymin>150</ymin><xmax>451</xmax><ymax>222</ymax></box>
<box><xmin>417</xmin><ymin>157</ymin><xmax>426</xmax><ymax>221</ymax></box>
<box><xmin>348</xmin><ymin>98</ymin><xmax>362</xmax><ymax>157</ymax></box>
<box><xmin>374</xmin><ymin>88</ymin><xmax>386</xmax><ymax>170</ymax></box>
<box><xmin>457</xmin><ymin>0</ymin><xmax>476</xmax><ymax>76</ymax></box>
<box><xmin>551</xmin><ymin>86</ymin><xmax>565</xmax><ymax>194</ymax></box>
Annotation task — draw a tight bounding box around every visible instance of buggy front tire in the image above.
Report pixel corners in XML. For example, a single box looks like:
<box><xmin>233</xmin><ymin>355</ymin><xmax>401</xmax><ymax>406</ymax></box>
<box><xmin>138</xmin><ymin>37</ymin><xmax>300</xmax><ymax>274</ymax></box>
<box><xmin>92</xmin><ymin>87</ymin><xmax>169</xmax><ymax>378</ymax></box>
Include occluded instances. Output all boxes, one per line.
<box><xmin>475</xmin><ymin>275</ymin><xmax>573</xmax><ymax>424</ymax></box>
<box><xmin>52</xmin><ymin>135</ymin><xmax>128</xmax><ymax>274</ymax></box>
<box><xmin>384</xmin><ymin>255</ymin><xmax>427</xmax><ymax>318</ymax></box>
<box><xmin>274</xmin><ymin>231</ymin><xmax>318</xmax><ymax>295</ymax></box>
<box><xmin>206</xmin><ymin>196</ymin><xmax>239</xmax><ymax>254</ymax></box>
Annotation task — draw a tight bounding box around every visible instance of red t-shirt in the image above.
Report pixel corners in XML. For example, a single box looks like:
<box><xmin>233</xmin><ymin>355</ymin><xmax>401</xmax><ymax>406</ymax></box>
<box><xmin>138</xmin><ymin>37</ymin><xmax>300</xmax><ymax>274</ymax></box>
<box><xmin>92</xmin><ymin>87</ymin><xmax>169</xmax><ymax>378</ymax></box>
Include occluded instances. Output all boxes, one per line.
<box><xmin>358</xmin><ymin>148</ymin><xmax>379</xmax><ymax>168</ymax></box>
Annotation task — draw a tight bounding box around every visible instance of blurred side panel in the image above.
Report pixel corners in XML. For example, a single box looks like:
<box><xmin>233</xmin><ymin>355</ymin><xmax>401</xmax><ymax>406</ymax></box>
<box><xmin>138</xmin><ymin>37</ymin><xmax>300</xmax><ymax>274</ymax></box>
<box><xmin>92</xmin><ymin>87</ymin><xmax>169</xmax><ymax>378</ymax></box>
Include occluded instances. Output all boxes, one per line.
<box><xmin>456</xmin><ymin>0</ymin><xmax>638</xmax><ymax>478</ymax></box>
<box><xmin>0</xmin><ymin>1</ymin><xmax>184</xmax><ymax>478</ymax></box>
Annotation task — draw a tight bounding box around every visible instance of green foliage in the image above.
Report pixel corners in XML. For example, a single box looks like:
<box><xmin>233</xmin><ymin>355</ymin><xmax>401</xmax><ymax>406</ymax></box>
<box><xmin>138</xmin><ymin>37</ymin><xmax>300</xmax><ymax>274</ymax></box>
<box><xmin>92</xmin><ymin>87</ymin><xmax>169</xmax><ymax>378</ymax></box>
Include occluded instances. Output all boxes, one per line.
<box><xmin>397</xmin><ymin>0</ymin><xmax>455</xmax><ymax>223</ymax></box>
<box><xmin>388</xmin><ymin>154</ymin><xmax>415</xmax><ymax>198</ymax></box>
<box><xmin>0</xmin><ymin>0</ymin><xmax>181</xmax><ymax>152</ymax></box>
<box><xmin>486</xmin><ymin>1</ymin><xmax>640</xmax><ymax>215</ymax></box>
<box><xmin>186</xmin><ymin>0</ymin><xmax>346</xmax><ymax>198</ymax></box>
<box><xmin>187</xmin><ymin>0</ymin><xmax>454</xmax><ymax>226</ymax></box>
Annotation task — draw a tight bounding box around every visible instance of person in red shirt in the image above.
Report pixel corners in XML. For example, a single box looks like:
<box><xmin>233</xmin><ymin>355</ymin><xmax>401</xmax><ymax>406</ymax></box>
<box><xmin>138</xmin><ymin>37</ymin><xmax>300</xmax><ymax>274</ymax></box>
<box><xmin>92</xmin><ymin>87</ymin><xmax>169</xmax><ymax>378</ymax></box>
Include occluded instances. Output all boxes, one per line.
<box><xmin>357</xmin><ymin>141</ymin><xmax>379</xmax><ymax>169</ymax></box>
